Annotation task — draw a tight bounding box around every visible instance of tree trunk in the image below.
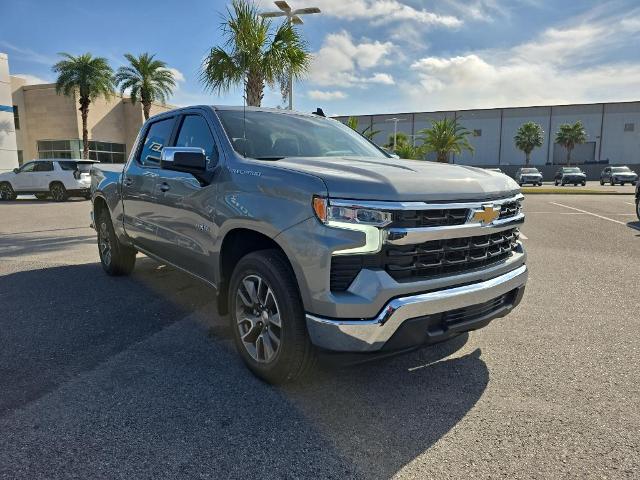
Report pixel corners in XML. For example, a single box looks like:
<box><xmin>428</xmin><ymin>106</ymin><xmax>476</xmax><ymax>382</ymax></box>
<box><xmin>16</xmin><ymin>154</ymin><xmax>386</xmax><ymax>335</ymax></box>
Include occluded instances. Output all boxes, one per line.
<box><xmin>437</xmin><ymin>152</ymin><xmax>448</xmax><ymax>163</ymax></box>
<box><xmin>245</xmin><ymin>71</ymin><xmax>264</xmax><ymax>107</ymax></box>
<box><xmin>566</xmin><ymin>147</ymin><xmax>572</xmax><ymax>166</ymax></box>
<box><xmin>142</xmin><ymin>101</ymin><xmax>151</xmax><ymax>121</ymax></box>
<box><xmin>525</xmin><ymin>151</ymin><xmax>530</xmax><ymax>166</ymax></box>
<box><xmin>79</xmin><ymin>97</ymin><xmax>90</xmax><ymax>159</ymax></box>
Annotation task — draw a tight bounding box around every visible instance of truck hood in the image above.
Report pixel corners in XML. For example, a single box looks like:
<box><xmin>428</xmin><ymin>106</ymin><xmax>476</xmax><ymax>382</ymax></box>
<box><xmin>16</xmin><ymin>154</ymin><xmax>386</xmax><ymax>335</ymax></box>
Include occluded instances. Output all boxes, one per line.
<box><xmin>270</xmin><ymin>156</ymin><xmax>520</xmax><ymax>201</ymax></box>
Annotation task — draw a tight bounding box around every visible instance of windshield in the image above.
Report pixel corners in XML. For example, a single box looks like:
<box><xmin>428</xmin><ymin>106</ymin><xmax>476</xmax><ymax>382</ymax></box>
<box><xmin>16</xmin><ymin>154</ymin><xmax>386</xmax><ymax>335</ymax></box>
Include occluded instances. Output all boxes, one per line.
<box><xmin>611</xmin><ymin>167</ymin><xmax>631</xmax><ymax>173</ymax></box>
<box><xmin>521</xmin><ymin>168</ymin><xmax>539</xmax><ymax>173</ymax></box>
<box><xmin>563</xmin><ymin>167</ymin><xmax>581</xmax><ymax>173</ymax></box>
<box><xmin>216</xmin><ymin>110</ymin><xmax>387</xmax><ymax>160</ymax></box>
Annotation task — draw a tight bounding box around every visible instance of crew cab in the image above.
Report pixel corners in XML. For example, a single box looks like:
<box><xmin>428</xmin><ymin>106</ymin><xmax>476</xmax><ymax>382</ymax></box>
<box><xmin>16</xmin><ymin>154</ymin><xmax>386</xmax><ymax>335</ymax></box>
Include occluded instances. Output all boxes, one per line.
<box><xmin>514</xmin><ymin>167</ymin><xmax>543</xmax><ymax>186</ymax></box>
<box><xmin>0</xmin><ymin>159</ymin><xmax>94</xmax><ymax>201</ymax></box>
<box><xmin>90</xmin><ymin>106</ymin><xmax>528</xmax><ymax>383</ymax></box>
<box><xmin>600</xmin><ymin>166</ymin><xmax>638</xmax><ymax>186</ymax></box>
<box><xmin>554</xmin><ymin>167</ymin><xmax>586</xmax><ymax>186</ymax></box>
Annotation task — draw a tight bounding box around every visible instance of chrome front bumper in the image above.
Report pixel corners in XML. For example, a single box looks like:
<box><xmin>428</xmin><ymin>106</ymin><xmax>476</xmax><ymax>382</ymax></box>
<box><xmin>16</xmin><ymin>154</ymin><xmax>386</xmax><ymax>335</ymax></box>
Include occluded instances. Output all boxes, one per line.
<box><xmin>306</xmin><ymin>264</ymin><xmax>528</xmax><ymax>352</ymax></box>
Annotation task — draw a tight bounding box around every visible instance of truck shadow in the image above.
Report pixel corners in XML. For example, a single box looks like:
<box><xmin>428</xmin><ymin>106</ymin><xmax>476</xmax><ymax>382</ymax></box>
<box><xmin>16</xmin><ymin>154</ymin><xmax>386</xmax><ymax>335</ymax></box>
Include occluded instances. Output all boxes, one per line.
<box><xmin>0</xmin><ymin>259</ymin><xmax>487</xmax><ymax>479</ymax></box>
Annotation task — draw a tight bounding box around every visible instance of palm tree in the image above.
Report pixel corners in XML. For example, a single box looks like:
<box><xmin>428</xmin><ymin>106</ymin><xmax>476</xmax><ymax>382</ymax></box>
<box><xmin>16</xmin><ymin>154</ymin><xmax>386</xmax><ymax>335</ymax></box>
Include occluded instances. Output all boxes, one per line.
<box><xmin>555</xmin><ymin>121</ymin><xmax>587</xmax><ymax>166</ymax></box>
<box><xmin>418</xmin><ymin>117</ymin><xmax>474</xmax><ymax>163</ymax></box>
<box><xmin>52</xmin><ymin>53</ymin><xmax>114</xmax><ymax>159</ymax></box>
<box><xmin>394</xmin><ymin>143</ymin><xmax>423</xmax><ymax>160</ymax></box>
<box><xmin>200</xmin><ymin>0</ymin><xmax>311</xmax><ymax>107</ymax></box>
<box><xmin>383</xmin><ymin>132</ymin><xmax>409</xmax><ymax>150</ymax></box>
<box><xmin>514</xmin><ymin>122</ymin><xmax>544</xmax><ymax>166</ymax></box>
<box><xmin>346</xmin><ymin>116</ymin><xmax>381</xmax><ymax>142</ymax></box>
<box><xmin>114</xmin><ymin>53</ymin><xmax>176</xmax><ymax>121</ymax></box>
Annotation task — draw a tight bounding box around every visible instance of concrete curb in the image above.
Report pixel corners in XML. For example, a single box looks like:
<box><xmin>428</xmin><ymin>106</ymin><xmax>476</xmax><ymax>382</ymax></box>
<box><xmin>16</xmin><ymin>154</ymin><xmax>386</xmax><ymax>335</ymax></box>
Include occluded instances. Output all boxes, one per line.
<box><xmin>521</xmin><ymin>188</ymin><xmax>634</xmax><ymax>195</ymax></box>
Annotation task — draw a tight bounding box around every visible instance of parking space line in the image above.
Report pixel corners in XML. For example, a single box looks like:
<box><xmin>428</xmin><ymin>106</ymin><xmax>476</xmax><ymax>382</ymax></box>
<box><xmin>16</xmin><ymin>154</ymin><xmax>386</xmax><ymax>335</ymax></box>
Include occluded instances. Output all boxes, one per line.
<box><xmin>549</xmin><ymin>202</ymin><xmax>631</xmax><ymax>227</ymax></box>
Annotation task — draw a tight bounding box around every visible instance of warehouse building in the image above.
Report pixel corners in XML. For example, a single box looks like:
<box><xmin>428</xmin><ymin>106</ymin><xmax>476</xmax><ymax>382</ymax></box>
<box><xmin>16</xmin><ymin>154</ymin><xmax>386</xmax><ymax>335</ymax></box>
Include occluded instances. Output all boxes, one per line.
<box><xmin>336</xmin><ymin>101</ymin><xmax>640</xmax><ymax>178</ymax></box>
<box><xmin>0</xmin><ymin>52</ymin><xmax>173</xmax><ymax>172</ymax></box>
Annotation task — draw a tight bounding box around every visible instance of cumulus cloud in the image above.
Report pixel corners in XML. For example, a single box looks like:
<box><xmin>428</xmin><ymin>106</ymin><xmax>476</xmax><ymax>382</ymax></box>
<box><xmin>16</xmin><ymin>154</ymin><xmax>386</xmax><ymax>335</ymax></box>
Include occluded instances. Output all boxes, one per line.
<box><xmin>307</xmin><ymin>89</ymin><xmax>347</xmax><ymax>100</ymax></box>
<box><xmin>309</xmin><ymin>31</ymin><xmax>395</xmax><ymax>87</ymax></box>
<box><xmin>163</xmin><ymin>67</ymin><xmax>185</xmax><ymax>83</ymax></box>
<box><xmin>406</xmin><ymin>12</ymin><xmax>640</xmax><ymax>110</ymax></box>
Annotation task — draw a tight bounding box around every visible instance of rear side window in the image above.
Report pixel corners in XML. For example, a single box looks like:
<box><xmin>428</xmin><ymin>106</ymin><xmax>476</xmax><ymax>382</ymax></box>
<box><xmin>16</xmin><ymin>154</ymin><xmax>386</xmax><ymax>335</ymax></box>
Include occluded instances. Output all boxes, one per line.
<box><xmin>59</xmin><ymin>161</ymin><xmax>77</xmax><ymax>171</ymax></box>
<box><xmin>34</xmin><ymin>162</ymin><xmax>53</xmax><ymax>172</ymax></box>
<box><xmin>139</xmin><ymin>117</ymin><xmax>174</xmax><ymax>166</ymax></box>
<box><xmin>175</xmin><ymin>115</ymin><xmax>218</xmax><ymax>169</ymax></box>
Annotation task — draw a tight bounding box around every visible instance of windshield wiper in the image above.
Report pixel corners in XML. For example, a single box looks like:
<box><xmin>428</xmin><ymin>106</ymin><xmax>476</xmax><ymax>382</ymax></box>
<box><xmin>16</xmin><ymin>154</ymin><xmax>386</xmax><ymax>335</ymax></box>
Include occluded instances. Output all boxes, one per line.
<box><xmin>253</xmin><ymin>156</ymin><xmax>285</xmax><ymax>161</ymax></box>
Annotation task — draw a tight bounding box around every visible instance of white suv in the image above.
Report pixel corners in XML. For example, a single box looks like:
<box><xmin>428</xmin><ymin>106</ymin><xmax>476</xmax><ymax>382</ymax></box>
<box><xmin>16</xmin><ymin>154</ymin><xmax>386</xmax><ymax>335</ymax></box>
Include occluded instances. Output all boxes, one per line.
<box><xmin>0</xmin><ymin>159</ymin><xmax>95</xmax><ymax>201</ymax></box>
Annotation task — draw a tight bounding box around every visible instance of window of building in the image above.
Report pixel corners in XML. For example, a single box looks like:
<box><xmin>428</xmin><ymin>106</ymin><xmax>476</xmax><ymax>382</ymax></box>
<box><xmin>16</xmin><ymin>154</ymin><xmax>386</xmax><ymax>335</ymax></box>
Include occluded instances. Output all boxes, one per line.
<box><xmin>13</xmin><ymin>106</ymin><xmax>20</xmax><ymax>130</ymax></box>
<box><xmin>37</xmin><ymin>140</ymin><xmax>126</xmax><ymax>163</ymax></box>
<box><xmin>138</xmin><ymin>117</ymin><xmax>175</xmax><ymax>166</ymax></box>
<box><xmin>473</xmin><ymin>129</ymin><xmax>482</xmax><ymax>137</ymax></box>
<box><xmin>624</xmin><ymin>123</ymin><xmax>635</xmax><ymax>132</ymax></box>
<box><xmin>175</xmin><ymin>115</ymin><xmax>218</xmax><ymax>168</ymax></box>
<box><xmin>17</xmin><ymin>150</ymin><xmax>23</xmax><ymax>165</ymax></box>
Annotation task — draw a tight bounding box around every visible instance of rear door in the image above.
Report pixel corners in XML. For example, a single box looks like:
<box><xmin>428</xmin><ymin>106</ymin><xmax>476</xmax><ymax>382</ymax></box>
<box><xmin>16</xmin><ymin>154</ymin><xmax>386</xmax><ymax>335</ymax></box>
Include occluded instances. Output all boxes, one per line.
<box><xmin>33</xmin><ymin>161</ymin><xmax>54</xmax><ymax>191</ymax></box>
<box><xmin>122</xmin><ymin>115</ymin><xmax>177</xmax><ymax>253</ymax></box>
<box><xmin>153</xmin><ymin>111</ymin><xmax>220</xmax><ymax>280</ymax></box>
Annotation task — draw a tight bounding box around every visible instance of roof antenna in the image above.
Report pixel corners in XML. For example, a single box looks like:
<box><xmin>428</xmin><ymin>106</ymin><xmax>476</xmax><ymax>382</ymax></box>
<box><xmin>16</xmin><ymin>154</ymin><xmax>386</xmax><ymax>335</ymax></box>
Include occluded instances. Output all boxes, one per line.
<box><xmin>312</xmin><ymin>107</ymin><xmax>325</xmax><ymax>117</ymax></box>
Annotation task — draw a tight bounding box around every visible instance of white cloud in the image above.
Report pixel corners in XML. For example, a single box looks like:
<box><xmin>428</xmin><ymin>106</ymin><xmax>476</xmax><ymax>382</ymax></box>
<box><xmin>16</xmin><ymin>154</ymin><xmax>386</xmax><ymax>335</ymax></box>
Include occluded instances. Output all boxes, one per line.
<box><xmin>368</xmin><ymin>72</ymin><xmax>395</xmax><ymax>85</ymax></box>
<box><xmin>12</xmin><ymin>73</ymin><xmax>50</xmax><ymax>85</ymax></box>
<box><xmin>164</xmin><ymin>67</ymin><xmax>185</xmax><ymax>83</ymax></box>
<box><xmin>308</xmin><ymin>89</ymin><xmax>347</xmax><ymax>100</ymax></box>
<box><xmin>406</xmin><ymin>12</ymin><xmax>640</xmax><ymax>110</ymax></box>
<box><xmin>258</xmin><ymin>0</ymin><xmax>461</xmax><ymax>27</ymax></box>
<box><xmin>309</xmin><ymin>31</ymin><xmax>395</xmax><ymax>87</ymax></box>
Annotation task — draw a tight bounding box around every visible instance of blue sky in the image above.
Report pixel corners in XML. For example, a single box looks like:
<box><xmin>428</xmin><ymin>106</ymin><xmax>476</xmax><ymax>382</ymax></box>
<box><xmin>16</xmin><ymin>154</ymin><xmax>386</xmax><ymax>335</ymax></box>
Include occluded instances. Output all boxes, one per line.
<box><xmin>2</xmin><ymin>0</ymin><xmax>640</xmax><ymax>116</ymax></box>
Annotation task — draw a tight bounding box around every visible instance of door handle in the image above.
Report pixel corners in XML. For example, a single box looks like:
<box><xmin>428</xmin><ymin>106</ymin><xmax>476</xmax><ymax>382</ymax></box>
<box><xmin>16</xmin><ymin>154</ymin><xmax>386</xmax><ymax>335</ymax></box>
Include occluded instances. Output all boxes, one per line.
<box><xmin>160</xmin><ymin>182</ymin><xmax>170</xmax><ymax>192</ymax></box>
<box><xmin>123</xmin><ymin>177</ymin><xmax>133</xmax><ymax>187</ymax></box>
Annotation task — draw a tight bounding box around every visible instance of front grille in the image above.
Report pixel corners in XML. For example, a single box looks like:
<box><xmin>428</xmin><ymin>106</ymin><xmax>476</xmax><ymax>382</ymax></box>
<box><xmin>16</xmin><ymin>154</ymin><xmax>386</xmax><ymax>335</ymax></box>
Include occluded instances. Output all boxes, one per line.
<box><xmin>499</xmin><ymin>200</ymin><xmax>520</xmax><ymax>220</ymax></box>
<box><xmin>442</xmin><ymin>293</ymin><xmax>511</xmax><ymax>325</ymax></box>
<box><xmin>330</xmin><ymin>228</ymin><xmax>520</xmax><ymax>291</ymax></box>
<box><xmin>391</xmin><ymin>208</ymin><xmax>469</xmax><ymax>228</ymax></box>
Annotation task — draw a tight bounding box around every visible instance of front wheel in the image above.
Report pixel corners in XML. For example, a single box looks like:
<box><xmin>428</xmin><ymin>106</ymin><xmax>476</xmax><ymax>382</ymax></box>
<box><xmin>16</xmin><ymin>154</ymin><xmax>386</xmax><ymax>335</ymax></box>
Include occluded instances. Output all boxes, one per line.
<box><xmin>0</xmin><ymin>182</ymin><xmax>17</xmax><ymax>200</ymax></box>
<box><xmin>610</xmin><ymin>179</ymin><xmax>615</xmax><ymax>186</ymax></box>
<box><xmin>97</xmin><ymin>209</ymin><xmax>136</xmax><ymax>276</ymax></box>
<box><xmin>50</xmin><ymin>182</ymin><xmax>68</xmax><ymax>202</ymax></box>
<box><xmin>600</xmin><ymin>179</ymin><xmax>604</xmax><ymax>185</ymax></box>
<box><xmin>229</xmin><ymin>249</ymin><xmax>316</xmax><ymax>384</ymax></box>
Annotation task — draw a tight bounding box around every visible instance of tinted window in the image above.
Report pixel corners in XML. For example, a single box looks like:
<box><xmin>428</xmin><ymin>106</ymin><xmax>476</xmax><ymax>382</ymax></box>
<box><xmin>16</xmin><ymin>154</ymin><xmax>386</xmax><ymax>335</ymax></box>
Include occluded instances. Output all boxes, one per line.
<box><xmin>175</xmin><ymin>115</ymin><xmax>218</xmax><ymax>168</ymax></box>
<box><xmin>139</xmin><ymin>118</ymin><xmax>175</xmax><ymax>166</ymax></box>
<box><xmin>59</xmin><ymin>161</ymin><xmax>78</xmax><ymax>171</ymax></box>
<box><xmin>34</xmin><ymin>162</ymin><xmax>53</xmax><ymax>172</ymax></box>
<box><xmin>20</xmin><ymin>162</ymin><xmax>36</xmax><ymax>172</ymax></box>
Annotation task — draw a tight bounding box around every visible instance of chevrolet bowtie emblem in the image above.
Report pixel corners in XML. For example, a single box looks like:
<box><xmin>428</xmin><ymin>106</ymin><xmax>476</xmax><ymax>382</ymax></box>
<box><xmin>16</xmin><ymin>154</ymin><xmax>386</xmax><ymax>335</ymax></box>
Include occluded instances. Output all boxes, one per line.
<box><xmin>471</xmin><ymin>205</ymin><xmax>500</xmax><ymax>225</ymax></box>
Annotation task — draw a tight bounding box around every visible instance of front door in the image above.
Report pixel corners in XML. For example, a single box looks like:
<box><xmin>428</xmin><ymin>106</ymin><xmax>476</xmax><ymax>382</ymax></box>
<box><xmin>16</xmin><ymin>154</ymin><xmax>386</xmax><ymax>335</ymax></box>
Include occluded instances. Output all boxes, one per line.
<box><xmin>12</xmin><ymin>162</ymin><xmax>38</xmax><ymax>191</ymax></box>
<box><xmin>153</xmin><ymin>112</ymin><xmax>220</xmax><ymax>281</ymax></box>
<box><xmin>122</xmin><ymin>116</ymin><xmax>176</xmax><ymax>253</ymax></box>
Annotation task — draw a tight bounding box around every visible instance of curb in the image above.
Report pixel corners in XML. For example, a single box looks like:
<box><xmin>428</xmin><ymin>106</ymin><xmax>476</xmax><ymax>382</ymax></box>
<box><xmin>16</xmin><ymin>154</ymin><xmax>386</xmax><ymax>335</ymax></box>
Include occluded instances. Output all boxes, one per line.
<box><xmin>521</xmin><ymin>188</ymin><xmax>635</xmax><ymax>195</ymax></box>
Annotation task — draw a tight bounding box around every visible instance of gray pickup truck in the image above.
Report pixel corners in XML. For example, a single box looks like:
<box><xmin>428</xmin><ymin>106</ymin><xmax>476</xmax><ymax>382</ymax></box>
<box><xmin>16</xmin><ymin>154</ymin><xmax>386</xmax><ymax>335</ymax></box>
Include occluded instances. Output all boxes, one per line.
<box><xmin>91</xmin><ymin>106</ymin><xmax>528</xmax><ymax>383</ymax></box>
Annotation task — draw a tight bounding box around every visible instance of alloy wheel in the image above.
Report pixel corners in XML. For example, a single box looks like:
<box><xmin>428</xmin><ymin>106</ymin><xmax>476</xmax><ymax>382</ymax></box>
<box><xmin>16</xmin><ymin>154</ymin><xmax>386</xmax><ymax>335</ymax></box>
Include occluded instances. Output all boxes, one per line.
<box><xmin>98</xmin><ymin>222</ymin><xmax>112</xmax><ymax>266</ymax></box>
<box><xmin>0</xmin><ymin>184</ymin><xmax>12</xmax><ymax>200</ymax></box>
<box><xmin>51</xmin><ymin>184</ymin><xmax>64</xmax><ymax>201</ymax></box>
<box><xmin>235</xmin><ymin>274</ymin><xmax>282</xmax><ymax>363</ymax></box>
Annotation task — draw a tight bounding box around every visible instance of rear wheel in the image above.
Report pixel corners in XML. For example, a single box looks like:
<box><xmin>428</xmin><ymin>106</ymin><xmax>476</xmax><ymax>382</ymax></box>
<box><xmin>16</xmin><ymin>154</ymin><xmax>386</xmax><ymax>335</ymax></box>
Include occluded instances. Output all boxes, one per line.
<box><xmin>97</xmin><ymin>209</ymin><xmax>136</xmax><ymax>276</ymax></box>
<box><xmin>50</xmin><ymin>182</ymin><xmax>68</xmax><ymax>202</ymax></box>
<box><xmin>600</xmin><ymin>179</ymin><xmax>604</xmax><ymax>185</ymax></box>
<box><xmin>620</xmin><ymin>182</ymin><xmax>625</xmax><ymax>186</ymax></box>
<box><xmin>610</xmin><ymin>179</ymin><xmax>615</xmax><ymax>186</ymax></box>
<box><xmin>0</xmin><ymin>182</ymin><xmax>17</xmax><ymax>200</ymax></box>
<box><xmin>229</xmin><ymin>249</ymin><xmax>316</xmax><ymax>384</ymax></box>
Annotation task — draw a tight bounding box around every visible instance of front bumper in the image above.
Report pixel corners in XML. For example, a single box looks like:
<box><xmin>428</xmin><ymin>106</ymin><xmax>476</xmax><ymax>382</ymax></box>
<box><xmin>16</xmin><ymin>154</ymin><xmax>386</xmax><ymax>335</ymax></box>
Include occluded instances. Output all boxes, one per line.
<box><xmin>306</xmin><ymin>264</ymin><xmax>528</xmax><ymax>352</ymax></box>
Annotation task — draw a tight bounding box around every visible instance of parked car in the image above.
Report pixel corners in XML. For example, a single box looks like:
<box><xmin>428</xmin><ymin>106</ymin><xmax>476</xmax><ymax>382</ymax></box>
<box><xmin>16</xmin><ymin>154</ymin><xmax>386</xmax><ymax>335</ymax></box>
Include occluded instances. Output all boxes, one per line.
<box><xmin>91</xmin><ymin>106</ymin><xmax>528</xmax><ymax>384</ymax></box>
<box><xmin>600</xmin><ymin>166</ymin><xmax>638</xmax><ymax>186</ymax></box>
<box><xmin>0</xmin><ymin>159</ymin><xmax>94</xmax><ymax>201</ymax></box>
<box><xmin>515</xmin><ymin>167</ymin><xmax>543</xmax><ymax>186</ymax></box>
<box><xmin>554</xmin><ymin>167</ymin><xmax>586</xmax><ymax>186</ymax></box>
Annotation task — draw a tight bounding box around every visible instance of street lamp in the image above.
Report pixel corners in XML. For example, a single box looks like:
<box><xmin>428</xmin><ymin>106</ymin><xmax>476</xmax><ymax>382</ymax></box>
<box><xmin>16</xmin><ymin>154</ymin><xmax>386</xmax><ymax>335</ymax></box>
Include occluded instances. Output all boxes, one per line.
<box><xmin>260</xmin><ymin>1</ymin><xmax>320</xmax><ymax>110</ymax></box>
<box><xmin>386</xmin><ymin>117</ymin><xmax>407</xmax><ymax>151</ymax></box>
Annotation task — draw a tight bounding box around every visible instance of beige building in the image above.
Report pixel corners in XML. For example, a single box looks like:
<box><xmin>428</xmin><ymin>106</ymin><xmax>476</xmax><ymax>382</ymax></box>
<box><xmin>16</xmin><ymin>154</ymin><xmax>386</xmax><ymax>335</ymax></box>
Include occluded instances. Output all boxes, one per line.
<box><xmin>2</xmin><ymin>53</ymin><xmax>173</xmax><ymax>170</ymax></box>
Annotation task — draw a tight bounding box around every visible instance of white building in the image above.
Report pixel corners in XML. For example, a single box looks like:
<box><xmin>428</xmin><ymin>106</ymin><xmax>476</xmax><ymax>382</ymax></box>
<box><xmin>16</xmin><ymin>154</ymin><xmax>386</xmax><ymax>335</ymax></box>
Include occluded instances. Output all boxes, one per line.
<box><xmin>0</xmin><ymin>53</ymin><xmax>19</xmax><ymax>173</ymax></box>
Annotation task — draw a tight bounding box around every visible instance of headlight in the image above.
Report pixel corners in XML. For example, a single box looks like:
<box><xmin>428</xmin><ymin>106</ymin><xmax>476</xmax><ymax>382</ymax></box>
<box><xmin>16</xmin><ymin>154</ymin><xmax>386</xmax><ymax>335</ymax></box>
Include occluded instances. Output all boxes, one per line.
<box><xmin>312</xmin><ymin>197</ymin><xmax>392</xmax><ymax>227</ymax></box>
<box><xmin>312</xmin><ymin>196</ymin><xmax>391</xmax><ymax>255</ymax></box>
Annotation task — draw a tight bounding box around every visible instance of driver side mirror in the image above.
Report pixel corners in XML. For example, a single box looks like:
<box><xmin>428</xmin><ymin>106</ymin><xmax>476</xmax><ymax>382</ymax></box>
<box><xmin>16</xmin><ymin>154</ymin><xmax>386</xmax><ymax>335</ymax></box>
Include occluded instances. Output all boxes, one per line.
<box><xmin>160</xmin><ymin>147</ymin><xmax>210</xmax><ymax>185</ymax></box>
<box><xmin>13</xmin><ymin>168</ymin><xmax>19</xmax><ymax>174</ymax></box>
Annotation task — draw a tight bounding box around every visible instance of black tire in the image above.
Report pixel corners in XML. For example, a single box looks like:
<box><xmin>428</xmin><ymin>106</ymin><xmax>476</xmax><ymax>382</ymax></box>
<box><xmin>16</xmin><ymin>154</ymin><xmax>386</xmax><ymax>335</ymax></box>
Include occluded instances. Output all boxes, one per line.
<box><xmin>84</xmin><ymin>194</ymin><xmax>92</xmax><ymax>200</ymax></box>
<box><xmin>35</xmin><ymin>193</ymin><xmax>48</xmax><ymax>200</ymax></box>
<box><xmin>555</xmin><ymin>180</ymin><xmax>559</xmax><ymax>186</ymax></box>
<box><xmin>581</xmin><ymin>182</ymin><xmax>586</xmax><ymax>186</ymax></box>
<box><xmin>50</xmin><ymin>182</ymin><xmax>68</xmax><ymax>202</ymax></box>
<box><xmin>0</xmin><ymin>182</ymin><xmax>17</xmax><ymax>200</ymax></box>
<box><xmin>97</xmin><ymin>208</ymin><xmax>136</xmax><ymax>276</ymax></box>
<box><xmin>228</xmin><ymin>249</ymin><xmax>316</xmax><ymax>384</ymax></box>
<box><xmin>636</xmin><ymin>199</ymin><xmax>640</xmax><ymax>222</ymax></box>
<box><xmin>632</xmin><ymin>182</ymin><xmax>637</xmax><ymax>187</ymax></box>
<box><xmin>610</xmin><ymin>179</ymin><xmax>615</xmax><ymax>186</ymax></box>
<box><xmin>620</xmin><ymin>182</ymin><xmax>625</xmax><ymax>186</ymax></box>
<box><xmin>600</xmin><ymin>179</ymin><xmax>604</xmax><ymax>185</ymax></box>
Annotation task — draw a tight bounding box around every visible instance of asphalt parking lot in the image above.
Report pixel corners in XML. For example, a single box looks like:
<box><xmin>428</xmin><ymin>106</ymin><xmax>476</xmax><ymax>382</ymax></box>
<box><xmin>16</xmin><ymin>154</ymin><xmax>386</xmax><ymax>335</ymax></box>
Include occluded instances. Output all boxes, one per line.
<box><xmin>1</xmin><ymin>194</ymin><xmax>639</xmax><ymax>479</ymax></box>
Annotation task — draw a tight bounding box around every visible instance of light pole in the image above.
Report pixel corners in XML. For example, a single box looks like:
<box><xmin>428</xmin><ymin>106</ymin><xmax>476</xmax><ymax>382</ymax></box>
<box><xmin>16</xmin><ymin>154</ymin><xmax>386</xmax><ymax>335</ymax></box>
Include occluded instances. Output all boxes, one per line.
<box><xmin>260</xmin><ymin>1</ymin><xmax>320</xmax><ymax>110</ymax></box>
<box><xmin>386</xmin><ymin>117</ymin><xmax>406</xmax><ymax>151</ymax></box>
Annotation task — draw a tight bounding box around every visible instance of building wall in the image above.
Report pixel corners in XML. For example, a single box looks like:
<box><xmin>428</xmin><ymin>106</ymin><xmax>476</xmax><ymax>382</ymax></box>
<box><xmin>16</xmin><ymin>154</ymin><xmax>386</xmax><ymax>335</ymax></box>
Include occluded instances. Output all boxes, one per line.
<box><xmin>0</xmin><ymin>53</ymin><xmax>18</xmax><ymax>172</ymax></box>
<box><xmin>336</xmin><ymin>101</ymin><xmax>640</xmax><ymax>168</ymax></box>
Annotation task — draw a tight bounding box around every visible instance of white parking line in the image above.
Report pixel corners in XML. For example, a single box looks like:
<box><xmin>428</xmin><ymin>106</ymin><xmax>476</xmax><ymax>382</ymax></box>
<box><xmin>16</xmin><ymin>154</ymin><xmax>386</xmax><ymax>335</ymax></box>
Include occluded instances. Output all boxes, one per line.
<box><xmin>519</xmin><ymin>233</ymin><xmax>528</xmax><ymax>240</ymax></box>
<box><xmin>549</xmin><ymin>202</ymin><xmax>631</xmax><ymax>227</ymax></box>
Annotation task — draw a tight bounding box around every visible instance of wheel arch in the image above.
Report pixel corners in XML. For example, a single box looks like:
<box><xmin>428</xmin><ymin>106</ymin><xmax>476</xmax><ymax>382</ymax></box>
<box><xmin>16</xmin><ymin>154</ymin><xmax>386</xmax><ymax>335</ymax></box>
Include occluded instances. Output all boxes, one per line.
<box><xmin>217</xmin><ymin>228</ymin><xmax>302</xmax><ymax>316</ymax></box>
